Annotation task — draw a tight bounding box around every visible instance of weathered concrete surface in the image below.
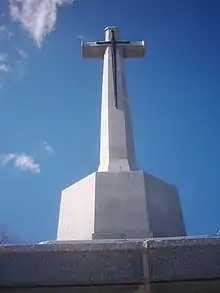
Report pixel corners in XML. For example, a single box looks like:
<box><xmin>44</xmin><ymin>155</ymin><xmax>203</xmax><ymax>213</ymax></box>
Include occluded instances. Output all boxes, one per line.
<box><xmin>0</xmin><ymin>240</ymin><xmax>144</xmax><ymax>288</ymax></box>
<box><xmin>57</xmin><ymin>171</ymin><xmax>186</xmax><ymax>241</ymax></box>
<box><xmin>1</xmin><ymin>237</ymin><xmax>220</xmax><ymax>292</ymax></box>
<box><xmin>145</xmin><ymin>236</ymin><xmax>220</xmax><ymax>282</ymax></box>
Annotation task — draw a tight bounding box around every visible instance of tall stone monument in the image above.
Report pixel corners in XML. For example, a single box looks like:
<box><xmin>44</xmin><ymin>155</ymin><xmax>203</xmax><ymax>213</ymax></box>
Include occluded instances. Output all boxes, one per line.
<box><xmin>1</xmin><ymin>27</ymin><xmax>220</xmax><ymax>293</ymax></box>
<box><xmin>57</xmin><ymin>27</ymin><xmax>186</xmax><ymax>240</ymax></box>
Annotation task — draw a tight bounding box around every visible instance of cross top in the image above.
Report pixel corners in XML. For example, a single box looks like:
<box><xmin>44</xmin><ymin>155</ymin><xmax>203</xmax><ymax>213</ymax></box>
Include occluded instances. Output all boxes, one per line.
<box><xmin>95</xmin><ymin>27</ymin><xmax>131</xmax><ymax>108</ymax></box>
<box><xmin>82</xmin><ymin>27</ymin><xmax>145</xmax><ymax>108</ymax></box>
<box><xmin>104</xmin><ymin>26</ymin><xmax>118</xmax><ymax>40</ymax></box>
<box><xmin>82</xmin><ymin>26</ymin><xmax>145</xmax><ymax>59</ymax></box>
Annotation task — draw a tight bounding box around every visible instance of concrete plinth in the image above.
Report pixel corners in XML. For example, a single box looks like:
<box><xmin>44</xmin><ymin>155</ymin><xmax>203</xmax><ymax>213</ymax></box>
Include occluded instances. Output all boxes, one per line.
<box><xmin>1</xmin><ymin>236</ymin><xmax>220</xmax><ymax>292</ymax></box>
<box><xmin>57</xmin><ymin>171</ymin><xmax>186</xmax><ymax>241</ymax></box>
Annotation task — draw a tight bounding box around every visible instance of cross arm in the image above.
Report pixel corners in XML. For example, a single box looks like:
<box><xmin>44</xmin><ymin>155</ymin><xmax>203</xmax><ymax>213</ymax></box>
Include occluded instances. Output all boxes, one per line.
<box><xmin>81</xmin><ymin>42</ymin><xmax>107</xmax><ymax>58</ymax></box>
<box><xmin>81</xmin><ymin>40</ymin><xmax>145</xmax><ymax>58</ymax></box>
<box><xmin>119</xmin><ymin>41</ymin><xmax>145</xmax><ymax>58</ymax></box>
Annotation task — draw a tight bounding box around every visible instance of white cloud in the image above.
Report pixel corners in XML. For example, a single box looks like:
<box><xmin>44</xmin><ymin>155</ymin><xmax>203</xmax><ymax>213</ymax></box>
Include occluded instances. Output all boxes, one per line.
<box><xmin>9</xmin><ymin>0</ymin><xmax>74</xmax><ymax>47</ymax></box>
<box><xmin>43</xmin><ymin>141</ymin><xmax>54</xmax><ymax>154</ymax></box>
<box><xmin>1</xmin><ymin>153</ymin><xmax>40</xmax><ymax>174</ymax></box>
<box><xmin>0</xmin><ymin>64</ymin><xmax>10</xmax><ymax>72</ymax></box>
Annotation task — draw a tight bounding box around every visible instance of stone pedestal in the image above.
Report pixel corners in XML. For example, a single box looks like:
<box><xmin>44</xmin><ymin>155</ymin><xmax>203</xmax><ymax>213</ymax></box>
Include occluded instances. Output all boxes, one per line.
<box><xmin>57</xmin><ymin>171</ymin><xmax>186</xmax><ymax>241</ymax></box>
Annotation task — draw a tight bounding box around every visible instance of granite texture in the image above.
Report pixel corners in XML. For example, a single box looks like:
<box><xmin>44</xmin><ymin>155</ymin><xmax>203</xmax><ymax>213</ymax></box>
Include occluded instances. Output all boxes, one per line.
<box><xmin>145</xmin><ymin>236</ymin><xmax>220</xmax><ymax>282</ymax></box>
<box><xmin>1</xmin><ymin>237</ymin><xmax>220</xmax><ymax>292</ymax></box>
<box><xmin>0</xmin><ymin>240</ymin><xmax>144</xmax><ymax>287</ymax></box>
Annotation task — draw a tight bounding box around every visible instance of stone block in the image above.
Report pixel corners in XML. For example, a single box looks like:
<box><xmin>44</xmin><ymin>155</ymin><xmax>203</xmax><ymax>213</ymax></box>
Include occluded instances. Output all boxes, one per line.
<box><xmin>57</xmin><ymin>171</ymin><xmax>185</xmax><ymax>240</ymax></box>
<box><xmin>0</xmin><ymin>240</ymin><xmax>144</xmax><ymax>288</ymax></box>
<box><xmin>145</xmin><ymin>236</ymin><xmax>220</xmax><ymax>282</ymax></box>
<box><xmin>1</xmin><ymin>237</ymin><xmax>220</xmax><ymax>293</ymax></box>
<box><xmin>57</xmin><ymin>173</ymin><xmax>96</xmax><ymax>240</ymax></box>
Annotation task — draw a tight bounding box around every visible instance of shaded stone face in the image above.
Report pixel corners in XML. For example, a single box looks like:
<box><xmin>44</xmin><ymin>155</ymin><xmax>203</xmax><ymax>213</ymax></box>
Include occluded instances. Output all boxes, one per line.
<box><xmin>145</xmin><ymin>237</ymin><xmax>220</xmax><ymax>282</ymax></box>
<box><xmin>0</xmin><ymin>241</ymin><xmax>145</xmax><ymax>288</ymax></box>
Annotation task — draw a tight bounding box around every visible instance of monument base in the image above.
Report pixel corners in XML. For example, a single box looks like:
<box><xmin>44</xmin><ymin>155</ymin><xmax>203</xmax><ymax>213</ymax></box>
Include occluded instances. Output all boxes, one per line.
<box><xmin>57</xmin><ymin>171</ymin><xmax>186</xmax><ymax>241</ymax></box>
<box><xmin>1</xmin><ymin>236</ymin><xmax>220</xmax><ymax>293</ymax></box>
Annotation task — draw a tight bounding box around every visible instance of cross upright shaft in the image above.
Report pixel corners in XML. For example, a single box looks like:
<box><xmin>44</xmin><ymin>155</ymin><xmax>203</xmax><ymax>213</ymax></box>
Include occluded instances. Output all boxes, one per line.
<box><xmin>82</xmin><ymin>27</ymin><xmax>145</xmax><ymax>172</ymax></box>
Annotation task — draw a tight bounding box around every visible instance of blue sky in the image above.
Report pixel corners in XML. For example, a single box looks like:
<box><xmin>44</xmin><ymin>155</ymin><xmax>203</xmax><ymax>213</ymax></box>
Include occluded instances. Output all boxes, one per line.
<box><xmin>0</xmin><ymin>0</ymin><xmax>219</xmax><ymax>243</ymax></box>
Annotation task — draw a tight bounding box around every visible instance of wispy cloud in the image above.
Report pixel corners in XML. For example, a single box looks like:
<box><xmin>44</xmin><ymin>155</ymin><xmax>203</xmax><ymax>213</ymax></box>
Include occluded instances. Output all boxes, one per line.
<box><xmin>0</xmin><ymin>54</ymin><xmax>10</xmax><ymax>78</ymax></box>
<box><xmin>43</xmin><ymin>141</ymin><xmax>54</xmax><ymax>154</ymax></box>
<box><xmin>1</xmin><ymin>153</ymin><xmax>40</xmax><ymax>174</ymax></box>
<box><xmin>9</xmin><ymin>0</ymin><xmax>74</xmax><ymax>47</ymax></box>
<box><xmin>0</xmin><ymin>64</ymin><xmax>10</xmax><ymax>72</ymax></box>
<box><xmin>0</xmin><ymin>45</ymin><xmax>27</xmax><ymax>91</ymax></box>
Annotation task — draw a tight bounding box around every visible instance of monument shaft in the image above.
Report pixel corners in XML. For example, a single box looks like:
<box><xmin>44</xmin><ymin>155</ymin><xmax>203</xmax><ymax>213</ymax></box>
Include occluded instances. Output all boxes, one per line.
<box><xmin>82</xmin><ymin>27</ymin><xmax>145</xmax><ymax>172</ymax></box>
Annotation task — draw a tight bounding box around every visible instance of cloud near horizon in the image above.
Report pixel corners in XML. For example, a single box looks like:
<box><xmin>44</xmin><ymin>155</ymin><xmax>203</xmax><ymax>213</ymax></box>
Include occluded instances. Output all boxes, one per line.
<box><xmin>1</xmin><ymin>153</ymin><xmax>40</xmax><ymax>174</ymax></box>
<box><xmin>9</xmin><ymin>0</ymin><xmax>74</xmax><ymax>47</ymax></box>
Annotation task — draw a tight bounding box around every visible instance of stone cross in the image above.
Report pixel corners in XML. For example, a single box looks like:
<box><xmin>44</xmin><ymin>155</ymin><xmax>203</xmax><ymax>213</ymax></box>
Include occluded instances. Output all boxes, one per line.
<box><xmin>57</xmin><ymin>27</ymin><xmax>186</xmax><ymax>241</ymax></box>
<box><xmin>82</xmin><ymin>27</ymin><xmax>145</xmax><ymax>172</ymax></box>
